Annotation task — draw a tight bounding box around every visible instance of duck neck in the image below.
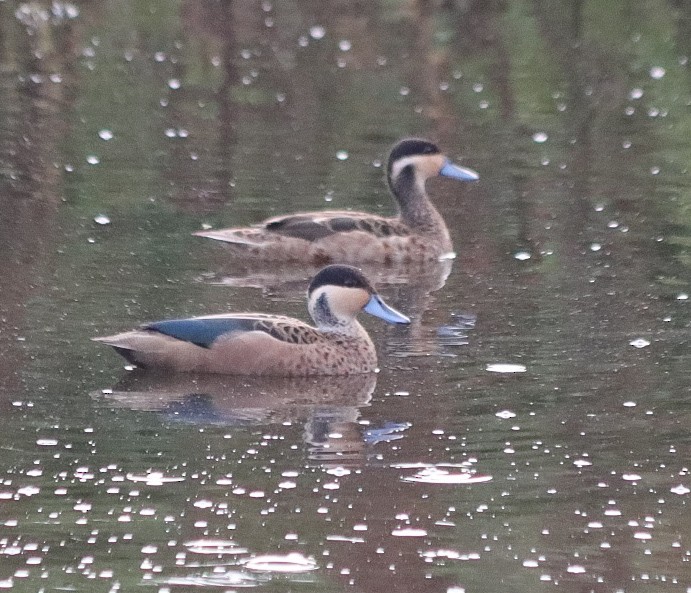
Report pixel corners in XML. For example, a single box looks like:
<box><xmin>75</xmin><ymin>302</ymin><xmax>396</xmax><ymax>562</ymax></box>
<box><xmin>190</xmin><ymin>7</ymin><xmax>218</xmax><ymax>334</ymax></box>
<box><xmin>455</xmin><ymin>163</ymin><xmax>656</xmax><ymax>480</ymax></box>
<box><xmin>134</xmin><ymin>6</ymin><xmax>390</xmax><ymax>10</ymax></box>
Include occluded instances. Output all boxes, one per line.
<box><xmin>311</xmin><ymin>293</ymin><xmax>367</xmax><ymax>338</ymax></box>
<box><xmin>390</xmin><ymin>173</ymin><xmax>448</xmax><ymax>236</ymax></box>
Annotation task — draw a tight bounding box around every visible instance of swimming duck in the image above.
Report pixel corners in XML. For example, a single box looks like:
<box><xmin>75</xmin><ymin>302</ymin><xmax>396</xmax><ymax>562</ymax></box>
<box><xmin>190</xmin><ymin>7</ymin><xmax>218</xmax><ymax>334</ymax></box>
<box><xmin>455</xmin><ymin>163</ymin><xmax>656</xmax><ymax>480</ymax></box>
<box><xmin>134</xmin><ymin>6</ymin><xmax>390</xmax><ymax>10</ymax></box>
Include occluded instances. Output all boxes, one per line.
<box><xmin>93</xmin><ymin>265</ymin><xmax>410</xmax><ymax>376</ymax></box>
<box><xmin>194</xmin><ymin>138</ymin><xmax>479</xmax><ymax>264</ymax></box>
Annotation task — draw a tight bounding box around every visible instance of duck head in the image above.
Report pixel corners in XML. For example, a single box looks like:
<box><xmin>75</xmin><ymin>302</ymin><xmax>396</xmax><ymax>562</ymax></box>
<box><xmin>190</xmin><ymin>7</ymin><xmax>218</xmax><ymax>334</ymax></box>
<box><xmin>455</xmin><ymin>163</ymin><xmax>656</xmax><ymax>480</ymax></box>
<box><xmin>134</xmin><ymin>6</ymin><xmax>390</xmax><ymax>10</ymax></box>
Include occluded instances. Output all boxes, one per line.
<box><xmin>308</xmin><ymin>265</ymin><xmax>410</xmax><ymax>328</ymax></box>
<box><xmin>387</xmin><ymin>138</ymin><xmax>478</xmax><ymax>199</ymax></box>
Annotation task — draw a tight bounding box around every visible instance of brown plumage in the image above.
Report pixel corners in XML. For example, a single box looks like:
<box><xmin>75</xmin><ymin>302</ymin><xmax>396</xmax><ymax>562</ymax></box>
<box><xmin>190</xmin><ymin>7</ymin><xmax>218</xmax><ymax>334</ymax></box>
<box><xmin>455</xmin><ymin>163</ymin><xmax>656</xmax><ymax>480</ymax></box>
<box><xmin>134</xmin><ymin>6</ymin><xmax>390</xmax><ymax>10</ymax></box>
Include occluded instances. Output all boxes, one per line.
<box><xmin>194</xmin><ymin>138</ymin><xmax>479</xmax><ymax>264</ymax></box>
<box><xmin>93</xmin><ymin>265</ymin><xmax>410</xmax><ymax>376</ymax></box>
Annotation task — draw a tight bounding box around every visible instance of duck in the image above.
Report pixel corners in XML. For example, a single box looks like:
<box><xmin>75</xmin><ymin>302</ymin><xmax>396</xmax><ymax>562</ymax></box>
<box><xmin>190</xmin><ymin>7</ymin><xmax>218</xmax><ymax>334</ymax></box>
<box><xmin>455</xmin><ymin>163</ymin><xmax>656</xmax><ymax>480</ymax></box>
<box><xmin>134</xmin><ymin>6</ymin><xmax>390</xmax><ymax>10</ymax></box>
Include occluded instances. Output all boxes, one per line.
<box><xmin>93</xmin><ymin>265</ymin><xmax>410</xmax><ymax>376</ymax></box>
<box><xmin>193</xmin><ymin>138</ymin><xmax>479</xmax><ymax>264</ymax></box>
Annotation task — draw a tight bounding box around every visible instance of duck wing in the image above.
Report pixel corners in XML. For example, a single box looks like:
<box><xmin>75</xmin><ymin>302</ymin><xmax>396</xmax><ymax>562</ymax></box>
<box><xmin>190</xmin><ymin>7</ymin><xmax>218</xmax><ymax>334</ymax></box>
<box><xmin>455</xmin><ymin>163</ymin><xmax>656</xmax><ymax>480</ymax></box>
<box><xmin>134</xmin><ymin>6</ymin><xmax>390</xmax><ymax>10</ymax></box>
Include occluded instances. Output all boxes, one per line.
<box><xmin>145</xmin><ymin>314</ymin><xmax>321</xmax><ymax>348</ymax></box>
<box><xmin>263</xmin><ymin>212</ymin><xmax>411</xmax><ymax>242</ymax></box>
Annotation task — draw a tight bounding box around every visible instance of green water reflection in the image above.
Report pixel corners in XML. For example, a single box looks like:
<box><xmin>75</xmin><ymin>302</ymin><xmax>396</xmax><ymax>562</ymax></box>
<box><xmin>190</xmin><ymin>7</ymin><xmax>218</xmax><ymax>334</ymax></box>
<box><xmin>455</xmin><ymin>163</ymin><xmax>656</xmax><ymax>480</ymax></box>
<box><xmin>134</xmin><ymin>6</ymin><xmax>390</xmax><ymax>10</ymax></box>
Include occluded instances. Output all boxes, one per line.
<box><xmin>0</xmin><ymin>1</ymin><xmax>689</xmax><ymax>592</ymax></box>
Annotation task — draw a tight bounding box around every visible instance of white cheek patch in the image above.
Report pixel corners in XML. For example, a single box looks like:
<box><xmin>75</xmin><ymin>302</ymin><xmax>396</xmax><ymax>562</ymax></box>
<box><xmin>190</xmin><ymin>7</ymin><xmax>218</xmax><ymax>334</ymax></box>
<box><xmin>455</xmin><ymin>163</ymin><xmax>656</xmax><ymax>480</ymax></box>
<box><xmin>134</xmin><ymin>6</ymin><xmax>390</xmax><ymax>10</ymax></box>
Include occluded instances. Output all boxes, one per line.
<box><xmin>390</xmin><ymin>154</ymin><xmax>443</xmax><ymax>183</ymax></box>
<box><xmin>310</xmin><ymin>286</ymin><xmax>368</xmax><ymax>321</ymax></box>
<box><xmin>390</xmin><ymin>155</ymin><xmax>424</xmax><ymax>180</ymax></box>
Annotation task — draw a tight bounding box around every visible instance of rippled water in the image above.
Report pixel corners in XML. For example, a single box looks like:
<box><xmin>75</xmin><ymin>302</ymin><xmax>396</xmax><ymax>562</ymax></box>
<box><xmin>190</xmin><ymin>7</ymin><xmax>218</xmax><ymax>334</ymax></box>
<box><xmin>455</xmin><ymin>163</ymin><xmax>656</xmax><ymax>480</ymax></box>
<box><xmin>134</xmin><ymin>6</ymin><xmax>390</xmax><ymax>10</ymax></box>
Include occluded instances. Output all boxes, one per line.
<box><xmin>0</xmin><ymin>1</ymin><xmax>689</xmax><ymax>592</ymax></box>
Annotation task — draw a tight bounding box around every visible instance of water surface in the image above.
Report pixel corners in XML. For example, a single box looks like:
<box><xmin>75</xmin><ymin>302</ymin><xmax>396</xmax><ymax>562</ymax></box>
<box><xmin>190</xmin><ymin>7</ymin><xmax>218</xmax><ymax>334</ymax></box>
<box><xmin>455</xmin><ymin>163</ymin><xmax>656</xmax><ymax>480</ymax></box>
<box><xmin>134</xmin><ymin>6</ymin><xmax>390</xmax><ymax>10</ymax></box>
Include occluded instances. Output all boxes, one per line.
<box><xmin>1</xmin><ymin>1</ymin><xmax>689</xmax><ymax>592</ymax></box>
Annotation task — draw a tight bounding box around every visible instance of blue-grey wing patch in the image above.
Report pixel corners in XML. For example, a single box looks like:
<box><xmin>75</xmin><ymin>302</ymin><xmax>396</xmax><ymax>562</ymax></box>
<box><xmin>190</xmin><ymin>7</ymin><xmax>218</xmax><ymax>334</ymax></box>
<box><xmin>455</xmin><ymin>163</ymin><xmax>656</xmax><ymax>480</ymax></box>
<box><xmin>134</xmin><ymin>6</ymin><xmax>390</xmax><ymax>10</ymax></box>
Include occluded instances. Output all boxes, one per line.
<box><xmin>146</xmin><ymin>318</ymin><xmax>257</xmax><ymax>348</ymax></box>
<box><xmin>145</xmin><ymin>317</ymin><xmax>322</xmax><ymax>348</ymax></box>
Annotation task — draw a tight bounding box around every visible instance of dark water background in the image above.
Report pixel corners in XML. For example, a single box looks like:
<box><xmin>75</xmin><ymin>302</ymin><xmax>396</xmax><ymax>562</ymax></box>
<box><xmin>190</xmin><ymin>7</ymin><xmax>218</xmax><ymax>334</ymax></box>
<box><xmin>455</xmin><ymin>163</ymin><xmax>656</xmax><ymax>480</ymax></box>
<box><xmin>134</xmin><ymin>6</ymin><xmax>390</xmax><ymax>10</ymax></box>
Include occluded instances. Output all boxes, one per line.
<box><xmin>0</xmin><ymin>1</ymin><xmax>689</xmax><ymax>592</ymax></box>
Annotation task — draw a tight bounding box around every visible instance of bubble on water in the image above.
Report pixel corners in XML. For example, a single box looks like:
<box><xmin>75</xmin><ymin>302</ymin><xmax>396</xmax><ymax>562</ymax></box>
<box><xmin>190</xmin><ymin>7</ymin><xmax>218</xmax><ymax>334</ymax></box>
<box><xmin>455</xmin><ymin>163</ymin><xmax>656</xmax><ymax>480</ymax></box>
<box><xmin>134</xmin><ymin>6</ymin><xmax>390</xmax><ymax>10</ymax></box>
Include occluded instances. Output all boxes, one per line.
<box><xmin>629</xmin><ymin>338</ymin><xmax>650</xmax><ymax>348</ymax></box>
<box><xmin>523</xmin><ymin>559</ymin><xmax>539</xmax><ymax>568</ymax></box>
<box><xmin>86</xmin><ymin>155</ymin><xmax>100</xmax><ymax>165</ymax></box>
<box><xmin>184</xmin><ymin>539</ymin><xmax>247</xmax><ymax>555</ymax></box>
<box><xmin>309</xmin><ymin>25</ymin><xmax>325</xmax><ymax>40</ymax></box>
<box><xmin>513</xmin><ymin>250</ymin><xmax>531</xmax><ymax>262</ymax></box>
<box><xmin>402</xmin><ymin>468</ymin><xmax>492</xmax><ymax>485</ymax></box>
<box><xmin>532</xmin><ymin>132</ymin><xmax>548</xmax><ymax>143</ymax></box>
<box><xmin>650</xmin><ymin>66</ymin><xmax>666</xmax><ymax>79</ymax></box>
<box><xmin>473</xmin><ymin>83</ymin><xmax>483</xmax><ymax>92</ymax></box>
<box><xmin>496</xmin><ymin>410</ymin><xmax>516</xmax><ymax>419</ymax></box>
<box><xmin>634</xmin><ymin>531</ymin><xmax>652</xmax><ymax>540</ymax></box>
<box><xmin>338</xmin><ymin>39</ymin><xmax>351</xmax><ymax>51</ymax></box>
<box><xmin>567</xmin><ymin>565</ymin><xmax>586</xmax><ymax>574</ymax></box>
<box><xmin>244</xmin><ymin>553</ymin><xmax>317</xmax><ymax>573</ymax></box>
<box><xmin>36</xmin><ymin>438</ymin><xmax>58</xmax><ymax>446</ymax></box>
<box><xmin>607</xmin><ymin>220</ymin><xmax>620</xmax><ymax>228</ymax></box>
<box><xmin>94</xmin><ymin>214</ymin><xmax>111</xmax><ymax>225</ymax></box>
<box><xmin>650</xmin><ymin>166</ymin><xmax>660</xmax><ymax>175</ymax></box>
<box><xmin>98</xmin><ymin>129</ymin><xmax>113</xmax><ymax>140</ymax></box>
<box><xmin>168</xmin><ymin>78</ymin><xmax>181</xmax><ymax>90</ymax></box>
<box><xmin>573</xmin><ymin>459</ymin><xmax>592</xmax><ymax>468</ymax></box>
<box><xmin>677</xmin><ymin>293</ymin><xmax>688</xmax><ymax>300</ymax></box>
<box><xmin>671</xmin><ymin>484</ymin><xmax>689</xmax><ymax>495</ymax></box>
<box><xmin>622</xmin><ymin>473</ymin><xmax>642</xmax><ymax>481</ymax></box>
<box><xmin>336</xmin><ymin>150</ymin><xmax>348</xmax><ymax>161</ymax></box>
<box><xmin>590</xmin><ymin>243</ymin><xmax>602</xmax><ymax>252</ymax></box>
<box><xmin>629</xmin><ymin>88</ymin><xmax>644</xmax><ymax>100</ymax></box>
<box><xmin>392</xmin><ymin>527</ymin><xmax>427</xmax><ymax>537</ymax></box>
<box><xmin>126</xmin><ymin>472</ymin><xmax>184</xmax><ymax>485</ymax></box>
<box><xmin>486</xmin><ymin>363</ymin><xmax>526</xmax><ymax>373</ymax></box>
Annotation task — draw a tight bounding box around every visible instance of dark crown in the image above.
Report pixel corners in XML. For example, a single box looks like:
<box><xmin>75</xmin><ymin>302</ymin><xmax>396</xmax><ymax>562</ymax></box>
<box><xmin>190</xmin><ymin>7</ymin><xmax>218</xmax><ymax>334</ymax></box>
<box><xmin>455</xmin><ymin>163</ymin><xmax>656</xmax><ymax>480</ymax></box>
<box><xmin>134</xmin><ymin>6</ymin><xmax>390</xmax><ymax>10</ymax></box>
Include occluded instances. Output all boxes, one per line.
<box><xmin>308</xmin><ymin>265</ymin><xmax>372</xmax><ymax>296</ymax></box>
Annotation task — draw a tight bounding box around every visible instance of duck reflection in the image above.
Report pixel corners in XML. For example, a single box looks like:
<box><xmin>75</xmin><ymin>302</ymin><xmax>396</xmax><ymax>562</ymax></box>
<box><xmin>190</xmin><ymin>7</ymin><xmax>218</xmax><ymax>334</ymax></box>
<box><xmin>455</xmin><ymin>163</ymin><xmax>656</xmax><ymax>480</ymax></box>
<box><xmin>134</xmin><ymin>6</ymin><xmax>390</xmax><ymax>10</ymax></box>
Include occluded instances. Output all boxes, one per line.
<box><xmin>195</xmin><ymin>257</ymin><xmax>455</xmax><ymax>359</ymax></box>
<box><xmin>96</xmin><ymin>371</ymin><xmax>377</xmax><ymax>464</ymax></box>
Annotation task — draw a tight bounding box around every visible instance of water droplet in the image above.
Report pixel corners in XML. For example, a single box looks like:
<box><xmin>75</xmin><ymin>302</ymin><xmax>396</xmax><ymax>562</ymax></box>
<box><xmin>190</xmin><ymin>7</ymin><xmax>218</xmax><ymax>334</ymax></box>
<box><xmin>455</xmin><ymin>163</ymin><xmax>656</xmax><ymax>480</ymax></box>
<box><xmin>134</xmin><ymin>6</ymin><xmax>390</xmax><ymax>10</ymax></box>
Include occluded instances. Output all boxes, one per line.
<box><xmin>607</xmin><ymin>221</ymin><xmax>619</xmax><ymax>228</ymax></box>
<box><xmin>309</xmin><ymin>25</ymin><xmax>325</xmax><ymax>40</ymax></box>
<box><xmin>86</xmin><ymin>155</ymin><xmax>100</xmax><ymax>165</ymax></box>
<box><xmin>98</xmin><ymin>129</ymin><xmax>113</xmax><ymax>140</ymax></box>
<box><xmin>391</xmin><ymin>528</ymin><xmax>427</xmax><ymax>537</ymax></box>
<box><xmin>567</xmin><ymin>565</ymin><xmax>586</xmax><ymax>574</ymax></box>
<box><xmin>590</xmin><ymin>243</ymin><xmax>602</xmax><ymax>252</ymax></box>
<box><xmin>650</xmin><ymin>166</ymin><xmax>660</xmax><ymax>175</ymax></box>
<box><xmin>472</xmin><ymin>83</ymin><xmax>483</xmax><ymax>92</ymax></box>
<box><xmin>168</xmin><ymin>78</ymin><xmax>181</xmax><ymax>90</ymax></box>
<box><xmin>650</xmin><ymin>66</ymin><xmax>666</xmax><ymax>79</ymax></box>
<box><xmin>573</xmin><ymin>459</ymin><xmax>592</xmax><ymax>468</ymax></box>
<box><xmin>486</xmin><ymin>363</ymin><xmax>526</xmax><ymax>374</ymax></box>
<box><xmin>399</xmin><ymin>86</ymin><xmax>410</xmax><ymax>96</ymax></box>
<box><xmin>670</xmin><ymin>484</ymin><xmax>689</xmax><ymax>495</ymax></box>
<box><xmin>676</xmin><ymin>293</ymin><xmax>688</xmax><ymax>300</ymax></box>
<box><xmin>623</xmin><ymin>473</ymin><xmax>642</xmax><ymax>481</ymax></box>
<box><xmin>245</xmin><ymin>553</ymin><xmax>317</xmax><ymax>573</ymax></box>
<box><xmin>629</xmin><ymin>88</ymin><xmax>644</xmax><ymax>100</ymax></box>
<box><xmin>629</xmin><ymin>338</ymin><xmax>650</xmax><ymax>349</ymax></box>
<box><xmin>338</xmin><ymin>40</ymin><xmax>351</xmax><ymax>51</ymax></box>
<box><xmin>496</xmin><ymin>410</ymin><xmax>516</xmax><ymax>419</ymax></box>
<box><xmin>94</xmin><ymin>214</ymin><xmax>110</xmax><ymax>225</ymax></box>
<box><xmin>532</xmin><ymin>132</ymin><xmax>548</xmax><ymax>143</ymax></box>
<box><xmin>336</xmin><ymin>150</ymin><xmax>348</xmax><ymax>161</ymax></box>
